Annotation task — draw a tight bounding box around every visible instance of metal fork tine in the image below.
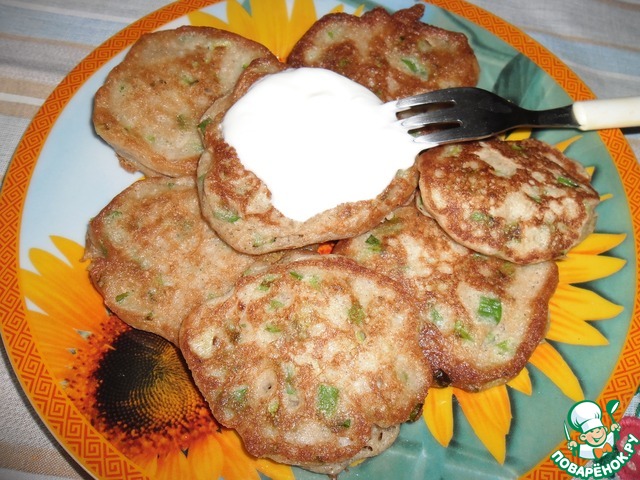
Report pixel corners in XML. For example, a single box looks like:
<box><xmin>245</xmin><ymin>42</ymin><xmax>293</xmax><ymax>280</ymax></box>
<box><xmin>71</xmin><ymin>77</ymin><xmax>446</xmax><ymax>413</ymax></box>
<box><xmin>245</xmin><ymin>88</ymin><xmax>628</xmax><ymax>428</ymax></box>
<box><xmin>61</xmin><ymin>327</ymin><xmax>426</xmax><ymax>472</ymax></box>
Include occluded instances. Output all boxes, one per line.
<box><xmin>401</xmin><ymin>108</ymin><xmax>462</xmax><ymax>129</ymax></box>
<box><xmin>412</xmin><ymin>126</ymin><xmax>493</xmax><ymax>146</ymax></box>
<box><xmin>396</xmin><ymin>88</ymin><xmax>459</xmax><ymax>110</ymax></box>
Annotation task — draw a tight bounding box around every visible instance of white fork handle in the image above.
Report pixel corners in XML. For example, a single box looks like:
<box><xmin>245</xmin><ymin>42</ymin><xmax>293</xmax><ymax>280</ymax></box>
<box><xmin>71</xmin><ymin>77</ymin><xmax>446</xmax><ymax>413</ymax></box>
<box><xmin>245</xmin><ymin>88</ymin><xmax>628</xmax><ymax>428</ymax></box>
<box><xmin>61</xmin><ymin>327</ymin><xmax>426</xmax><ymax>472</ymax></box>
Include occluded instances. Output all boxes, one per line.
<box><xmin>573</xmin><ymin>96</ymin><xmax>640</xmax><ymax>130</ymax></box>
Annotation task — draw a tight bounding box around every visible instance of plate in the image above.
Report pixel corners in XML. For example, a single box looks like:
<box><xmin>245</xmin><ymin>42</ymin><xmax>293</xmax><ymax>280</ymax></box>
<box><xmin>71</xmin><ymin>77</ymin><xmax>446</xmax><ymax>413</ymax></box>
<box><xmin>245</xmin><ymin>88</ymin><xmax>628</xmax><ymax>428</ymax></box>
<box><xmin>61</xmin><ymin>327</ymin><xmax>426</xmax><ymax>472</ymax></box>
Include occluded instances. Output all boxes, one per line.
<box><xmin>1</xmin><ymin>0</ymin><xmax>639</xmax><ymax>479</ymax></box>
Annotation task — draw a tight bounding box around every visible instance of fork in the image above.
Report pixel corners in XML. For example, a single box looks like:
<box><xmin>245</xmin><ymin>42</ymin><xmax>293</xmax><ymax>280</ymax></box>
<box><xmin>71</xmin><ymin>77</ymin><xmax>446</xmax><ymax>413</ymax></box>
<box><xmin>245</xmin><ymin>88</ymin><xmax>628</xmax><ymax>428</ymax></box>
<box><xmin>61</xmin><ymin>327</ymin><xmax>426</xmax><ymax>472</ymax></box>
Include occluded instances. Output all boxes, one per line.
<box><xmin>396</xmin><ymin>87</ymin><xmax>640</xmax><ymax>147</ymax></box>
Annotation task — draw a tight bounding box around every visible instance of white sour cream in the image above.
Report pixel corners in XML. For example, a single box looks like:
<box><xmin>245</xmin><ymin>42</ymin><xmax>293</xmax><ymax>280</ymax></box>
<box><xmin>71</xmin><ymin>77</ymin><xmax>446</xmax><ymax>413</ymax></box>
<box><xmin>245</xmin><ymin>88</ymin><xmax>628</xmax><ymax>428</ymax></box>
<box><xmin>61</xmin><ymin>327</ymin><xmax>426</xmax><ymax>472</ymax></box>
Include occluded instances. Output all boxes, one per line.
<box><xmin>221</xmin><ymin>67</ymin><xmax>423</xmax><ymax>222</ymax></box>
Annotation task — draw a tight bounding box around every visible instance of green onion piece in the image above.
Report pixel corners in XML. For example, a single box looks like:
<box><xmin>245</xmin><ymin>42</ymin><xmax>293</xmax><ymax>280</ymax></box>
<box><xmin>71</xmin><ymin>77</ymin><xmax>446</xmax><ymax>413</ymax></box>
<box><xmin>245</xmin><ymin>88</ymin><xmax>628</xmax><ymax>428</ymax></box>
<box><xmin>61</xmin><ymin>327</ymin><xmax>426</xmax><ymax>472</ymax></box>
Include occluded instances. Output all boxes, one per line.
<box><xmin>430</xmin><ymin>308</ymin><xmax>444</xmax><ymax>326</ymax></box>
<box><xmin>230</xmin><ymin>386</ymin><xmax>248</xmax><ymax>408</ymax></box>
<box><xmin>265</xmin><ymin>323</ymin><xmax>281</xmax><ymax>333</ymax></box>
<box><xmin>348</xmin><ymin>302</ymin><xmax>365</xmax><ymax>325</ymax></box>
<box><xmin>365</xmin><ymin>234</ymin><xmax>383</xmax><ymax>252</ymax></box>
<box><xmin>454</xmin><ymin>320</ymin><xmax>473</xmax><ymax>341</ymax></box>
<box><xmin>115</xmin><ymin>292</ymin><xmax>130</xmax><ymax>303</ymax></box>
<box><xmin>401</xmin><ymin>58</ymin><xmax>427</xmax><ymax>77</ymax></box>
<box><xmin>478</xmin><ymin>296</ymin><xmax>502</xmax><ymax>324</ymax></box>
<box><xmin>496</xmin><ymin>340</ymin><xmax>511</xmax><ymax>354</ymax></box>
<box><xmin>269</xmin><ymin>299</ymin><xmax>284</xmax><ymax>310</ymax></box>
<box><xmin>289</xmin><ymin>271</ymin><xmax>303</xmax><ymax>280</ymax></box>
<box><xmin>318</xmin><ymin>384</ymin><xmax>339</xmax><ymax>417</ymax></box>
<box><xmin>557</xmin><ymin>176</ymin><xmax>579</xmax><ymax>188</ymax></box>
<box><xmin>214</xmin><ymin>208</ymin><xmax>240</xmax><ymax>223</ymax></box>
<box><xmin>267</xmin><ymin>399</ymin><xmax>279</xmax><ymax>415</ymax></box>
<box><xmin>470</xmin><ymin>211</ymin><xmax>493</xmax><ymax>223</ymax></box>
<box><xmin>341</xmin><ymin>419</ymin><xmax>351</xmax><ymax>428</ymax></box>
<box><xmin>106</xmin><ymin>210</ymin><xmax>123</xmax><ymax>220</ymax></box>
<box><xmin>197</xmin><ymin>117</ymin><xmax>212</xmax><ymax>134</ymax></box>
<box><xmin>258</xmin><ymin>275</ymin><xmax>276</xmax><ymax>291</ymax></box>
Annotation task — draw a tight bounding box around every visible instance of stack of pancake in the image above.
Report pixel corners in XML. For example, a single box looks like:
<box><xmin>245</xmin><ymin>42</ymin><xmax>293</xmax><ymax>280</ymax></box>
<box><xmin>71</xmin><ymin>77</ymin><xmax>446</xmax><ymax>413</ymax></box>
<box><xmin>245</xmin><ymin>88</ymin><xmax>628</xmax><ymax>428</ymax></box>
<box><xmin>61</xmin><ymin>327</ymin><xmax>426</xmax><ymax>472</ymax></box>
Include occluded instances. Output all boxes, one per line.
<box><xmin>86</xmin><ymin>4</ymin><xmax>599</xmax><ymax>475</ymax></box>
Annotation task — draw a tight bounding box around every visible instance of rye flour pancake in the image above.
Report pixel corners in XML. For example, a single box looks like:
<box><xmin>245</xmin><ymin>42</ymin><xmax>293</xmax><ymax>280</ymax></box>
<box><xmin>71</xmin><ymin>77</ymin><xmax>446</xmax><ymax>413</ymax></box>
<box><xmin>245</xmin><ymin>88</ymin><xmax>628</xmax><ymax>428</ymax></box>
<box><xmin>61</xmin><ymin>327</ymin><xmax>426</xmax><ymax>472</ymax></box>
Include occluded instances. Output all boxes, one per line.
<box><xmin>287</xmin><ymin>4</ymin><xmax>479</xmax><ymax>101</ymax></box>
<box><xmin>93</xmin><ymin>26</ymin><xmax>277</xmax><ymax>177</ymax></box>
<box><xmin>333</xmin><ymin>205</ymin><xmax>558</xmax><ymax>391</ymax></box>
<box><xmin>197</xmin><ymin>58</ymin><xmax>419</xmax><ymax>254</ymax></box>
<box><xmin>84</xmin><ymin>176</ymin><xmax>280</xmax><ymax>344</ymax></box>
<box><xmin>180</xmin><ymin>253</ymin><xmax>430</xmax><ymax>474</ymax></box>
<box><xmin>417</xmin><ymin>138</ymin><xmax>600</xmax><ymax>264</ymax></box>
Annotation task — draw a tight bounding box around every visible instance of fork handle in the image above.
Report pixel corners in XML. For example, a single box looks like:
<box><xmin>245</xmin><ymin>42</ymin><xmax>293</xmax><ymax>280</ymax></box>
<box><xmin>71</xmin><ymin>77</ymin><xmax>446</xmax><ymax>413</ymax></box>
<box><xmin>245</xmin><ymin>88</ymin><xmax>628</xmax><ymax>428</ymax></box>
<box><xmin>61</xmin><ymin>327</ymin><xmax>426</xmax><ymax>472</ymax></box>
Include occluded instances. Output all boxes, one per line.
<box><xmin>572</xmin><ymin>97</ymin><xmax>640</xmax><ymax>130</ymax></box>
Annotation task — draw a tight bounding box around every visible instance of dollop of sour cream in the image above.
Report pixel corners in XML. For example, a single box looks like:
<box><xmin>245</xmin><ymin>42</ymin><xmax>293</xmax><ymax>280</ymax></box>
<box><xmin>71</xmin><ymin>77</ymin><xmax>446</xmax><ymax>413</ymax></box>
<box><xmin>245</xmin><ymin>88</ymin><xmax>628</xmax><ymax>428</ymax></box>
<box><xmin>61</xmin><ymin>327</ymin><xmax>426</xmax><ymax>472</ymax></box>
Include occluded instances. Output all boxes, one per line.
<box><xmin>221</xmin><ymin>68</ymin><xmax>423</xmax><ymax>222</ymax></box>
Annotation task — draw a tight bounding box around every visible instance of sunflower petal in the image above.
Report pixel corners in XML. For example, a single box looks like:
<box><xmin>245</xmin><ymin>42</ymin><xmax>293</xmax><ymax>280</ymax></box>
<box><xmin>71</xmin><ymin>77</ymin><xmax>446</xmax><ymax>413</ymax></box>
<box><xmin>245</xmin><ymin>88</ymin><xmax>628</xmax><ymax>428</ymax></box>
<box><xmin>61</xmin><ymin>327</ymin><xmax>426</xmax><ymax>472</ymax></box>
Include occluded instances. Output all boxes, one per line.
<box><xmin>504</xmin><ymin>128</ymin><xmax>532</xmax><ymax>141</ymax></box>
<box><xmin>187</xmin><ymin>11</ymin><xmax>232</xmax><ymax>30</ymax></box>
<box><xmin>187</xmin><ymin>434</ymin><xmax>224</xmax><ymax>480</ymax></box>
<box><xmin>217</xmin><ymin>429</ymin><xmax>262</xmax><ymax>480</ymax></box>
<box><xmin>507</xmin><ymin>368</ymin><xmax>532</xmax><ymax>395</ymax></box>
<box><xmin>546</xmin><ymin>306</ymin><xmax>609</xmax><ymax>345</ymax></box>
<box><xmin>454</xmin><ymin>385</ymin><xmax>511</xmax><ymax>464</ymax></box>
<box><xmin>288</xmin><ymin>0</ymin><xmax>318</xmax><ymax>58</ymax></box>
<box><xmin>529</xmin><ymin>342</ymin><xmax>583</xmax><ymax>401</ymax></box>
<box><xmin>255</xmin><ymin>458</ymin><xmax>296</xmax><ymax>480</ymax></box>
<box><xmin>556</xmin><ymin>253</ymin><xmax>626</xmax><ymax>284</ymax></box>
<box><xmin>551</xmin><ymin>284</ymin><xmax>624</xmax><ymax>321</ymax></box>
<box><xmin>568</xmin><ymin>233</ymin><xmax>626</xmax><ymax>255</ymax></box>
<box><xmin>423</xmin><ymin>386</ymin><xmax>454</xmax><ymax>447</ymax></box>
<box><xmin>554</xmin><ymin>135</ymin><xmax>583</xmax><ymax>153</ymax></box>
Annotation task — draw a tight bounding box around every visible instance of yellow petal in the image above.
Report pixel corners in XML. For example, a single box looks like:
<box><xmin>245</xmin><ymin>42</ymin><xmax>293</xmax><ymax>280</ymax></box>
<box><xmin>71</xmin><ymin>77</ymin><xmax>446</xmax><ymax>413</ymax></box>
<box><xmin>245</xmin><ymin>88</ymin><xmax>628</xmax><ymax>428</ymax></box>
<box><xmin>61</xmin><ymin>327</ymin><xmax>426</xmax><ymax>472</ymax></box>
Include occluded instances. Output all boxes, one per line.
<box><xmin>507</xmin><ymin>368</ymin><xmax>532</xmax><ymax>395</ymax></box>
<box><xmin>554</xmin><ymin>135</ymin><xmax>583</xmax><ymax>152</ymax></box>
<box><xmin>600</xmin><ymin>193</ymin><xmax>613</xmax><ymax>201</ymax></box>
<box><xmin>187</xmin><ymin>11</ymin><xmax>233</xmax><ymax>30</ymax></box>
<box><xmin>255</xmin><ymin>458</ymin><xmax>296</xmax><ymax>480</ymax></box>
<box><xmin>569</xmin><ymin>233</ymin><xmax>626</xmax><ymax>255</ymax></box>
<box><xmin>556</xmin><ymin>253</ymin><xmax>626</xmax><ymax>284</ymax></box>
<box><xmin>551</xmin><ymin>284</ymin><xmax>624</xmax><ymax>321</ymax></box>
<box><xmin>504</xmin><ymin>128</ymin><xmax>532</xmax><ymax>141</ymax></box>
<box><xmin>288</xmin><ymin>0</ymin><xmax>318</xmax><ymax>58</ymax></box>
<box><xmin>187</xmin><ymin>435</ymin><xmax>224</xmax><ymax>480</ymax></box>
<box><xmin>423</xmin><ymin>386</ymin><xmax>454</xmax><ymax>447</ymax></box>
<box><xmin>546</xmin><ymin>306</ymin><xmax>609</xmax><ymax>345</ymax></box>
<box><xmin>528</xmin><ymin>342</ymin><xmax>583</xmax><ymax>401</ymax></box>
<box><xmin>454</xmin><ymin>385</ymin><xmax>511</xmax><ymax>464</ymax></box>
<box><xmin>217</xmin><ymin>429</ymin><xmax>262</xmax><ymax>480</ymax></box>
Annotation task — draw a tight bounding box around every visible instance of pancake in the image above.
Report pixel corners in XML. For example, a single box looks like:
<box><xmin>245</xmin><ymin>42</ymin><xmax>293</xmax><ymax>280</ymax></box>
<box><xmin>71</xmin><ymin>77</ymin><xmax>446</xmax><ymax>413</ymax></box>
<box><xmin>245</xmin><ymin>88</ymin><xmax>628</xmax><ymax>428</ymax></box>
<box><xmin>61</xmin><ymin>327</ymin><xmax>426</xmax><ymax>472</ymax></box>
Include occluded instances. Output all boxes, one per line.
<box><xmin>93</xmin><ymin>26</ymin><xmax>277</xmax><ymax>177</ymax></box>
<box><xmin>417</xmin><ymin>138</ymin><xmax>600</xmax><ymax>264</ymax></box>
<box><xmin>84</xmin><ymin>176</ymin><xmax>280</xmax><ymax>344</ymax></box>
<box><xmin>179</xmin><ymin>253</ymin><xmax>429</xmax><ymax>473</ymax></box>
<box><xmin>333</xmin><ymin>205</ymin><xmax>558</xmax><ymax>391</ymax></box>
<box><xmin>287</xmin><ymin>4</ymin><xmax>479</xmax><ymax>102</ymax></box>
<box><xmin>197</xmin><ymin>58</ymin><xmax>419</xmax><ymax>254</ymax></box>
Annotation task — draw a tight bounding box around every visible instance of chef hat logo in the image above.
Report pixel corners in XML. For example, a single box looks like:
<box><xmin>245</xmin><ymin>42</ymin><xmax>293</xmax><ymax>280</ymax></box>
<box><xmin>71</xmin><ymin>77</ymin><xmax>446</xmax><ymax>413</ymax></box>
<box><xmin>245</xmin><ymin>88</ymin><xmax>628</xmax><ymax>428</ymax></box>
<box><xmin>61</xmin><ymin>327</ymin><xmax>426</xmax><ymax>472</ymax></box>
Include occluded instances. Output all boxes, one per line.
<box><xmin>568</xmin><ymin>400</ymin><xmax>604</xmax><ymax>434</ymax></box>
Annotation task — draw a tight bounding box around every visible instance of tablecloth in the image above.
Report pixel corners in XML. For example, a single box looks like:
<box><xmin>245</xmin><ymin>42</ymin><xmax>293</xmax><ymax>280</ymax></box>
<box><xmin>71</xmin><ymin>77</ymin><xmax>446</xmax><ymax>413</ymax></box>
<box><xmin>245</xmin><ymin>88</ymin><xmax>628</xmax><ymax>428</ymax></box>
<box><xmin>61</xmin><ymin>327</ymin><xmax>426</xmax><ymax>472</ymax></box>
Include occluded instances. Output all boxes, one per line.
<box><xmin>0</xmin><ymin>1</ymin><xmax>638</xmax><ymax>479</ymax></box>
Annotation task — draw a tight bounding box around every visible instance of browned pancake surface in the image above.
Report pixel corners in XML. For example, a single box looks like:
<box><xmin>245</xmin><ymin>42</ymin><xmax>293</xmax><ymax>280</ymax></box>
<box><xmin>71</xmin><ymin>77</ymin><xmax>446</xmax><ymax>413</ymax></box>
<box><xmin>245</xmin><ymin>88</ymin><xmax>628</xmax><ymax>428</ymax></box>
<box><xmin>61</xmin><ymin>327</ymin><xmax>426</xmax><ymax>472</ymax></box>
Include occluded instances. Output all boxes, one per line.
<box><xmin>417</xmin><ymin>138</ymin><xmax>600</xmax><ymax>264</ymax></box>
<box><xmin>287</xmin><ymin>4</ymin><xmax>479</xmax><ymax>101</ymax></box>
<box><xmin>93</xmin><ymin>26</ymin><xmax>277</xmax><ymax>177</ymax></box>
<box><xmin>84</xmin><ymin>176</ymin><xmax>280</xmax><ymax>344</ymax></box>
<box><xmin>180</xmin><ymin>254</ymin><xmax>429</xmax><ymax>473</ymax></box>
<box><xmin>333</xmin><ymin>205</ymin><xmax>558</xmax><ymax>391</ymax></box>
<box><xmin>197</xmin><ymin>58</ymin><xmax>418</xmax><ymax>254</ymax></box>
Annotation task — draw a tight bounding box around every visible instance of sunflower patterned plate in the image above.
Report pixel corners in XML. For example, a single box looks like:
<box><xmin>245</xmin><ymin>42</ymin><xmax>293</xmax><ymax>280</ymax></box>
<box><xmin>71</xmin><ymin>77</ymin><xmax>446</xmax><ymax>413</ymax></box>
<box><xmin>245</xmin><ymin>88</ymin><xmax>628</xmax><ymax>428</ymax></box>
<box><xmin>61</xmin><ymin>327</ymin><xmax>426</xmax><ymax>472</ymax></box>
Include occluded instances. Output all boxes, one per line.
<box><xmin>1</xmin><ymin>0</ymin><xmax>639</xmax><ymax>479</ymax></box>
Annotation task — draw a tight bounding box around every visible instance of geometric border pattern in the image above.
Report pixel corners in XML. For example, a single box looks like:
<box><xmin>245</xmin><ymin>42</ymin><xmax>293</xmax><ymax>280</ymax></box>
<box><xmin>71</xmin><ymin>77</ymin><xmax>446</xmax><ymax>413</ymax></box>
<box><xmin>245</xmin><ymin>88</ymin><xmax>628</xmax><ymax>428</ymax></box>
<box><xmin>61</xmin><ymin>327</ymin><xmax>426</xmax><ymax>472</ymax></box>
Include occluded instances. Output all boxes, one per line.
<box><xmin>0</xmin><ymin>0</ymin><xmax>638</xmax><ymax>478</ymax></box>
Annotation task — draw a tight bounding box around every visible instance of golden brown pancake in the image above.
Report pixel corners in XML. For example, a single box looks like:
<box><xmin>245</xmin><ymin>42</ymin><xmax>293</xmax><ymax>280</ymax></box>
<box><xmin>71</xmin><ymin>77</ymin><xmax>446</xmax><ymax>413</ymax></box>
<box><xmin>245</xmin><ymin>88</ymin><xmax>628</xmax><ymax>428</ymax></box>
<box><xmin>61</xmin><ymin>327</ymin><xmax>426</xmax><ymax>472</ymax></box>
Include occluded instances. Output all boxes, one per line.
<box><xmin>180</xmin><ymin>253</ymin><xmax>429</xmax><ymax>473</ymax></box>
<box><xmin>333</xmin><ymin>205</ymin><xmax>558</xmax><ymax>391</ymax></box>
<box><xmin>417</xmin><ymin>138</ymin><xmax>600</xmax><ymax>264</ymax></box>
<box><xmin>197</xmin><ymin>58</ymin><xmax>419</xmax><ymax>254</ymax></box>
<box><xmin>287</xmin><ymin>4</ymin><xmax>479</xmax><ymax>101</ymax></box>
<box><xmin>84</xmin><ymin>176</ymin><xmax>281</xmax><ymax>344</ymax></box>
<box><xmin>93</xmin><ymin>26</ymin><xmax>277</xmax><ymax>177</ymax></box>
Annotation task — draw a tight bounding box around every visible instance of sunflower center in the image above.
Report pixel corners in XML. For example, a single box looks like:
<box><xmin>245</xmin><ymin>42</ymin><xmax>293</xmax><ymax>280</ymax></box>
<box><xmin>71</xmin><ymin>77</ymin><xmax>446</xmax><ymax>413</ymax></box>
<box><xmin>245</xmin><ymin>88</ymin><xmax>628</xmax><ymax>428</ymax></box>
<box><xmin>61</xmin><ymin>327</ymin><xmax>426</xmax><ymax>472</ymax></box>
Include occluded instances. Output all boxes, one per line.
<box><xmin>94</xmin><ymin>329</ymin><xmax>211</xmax><ymax>437</ymax></box>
